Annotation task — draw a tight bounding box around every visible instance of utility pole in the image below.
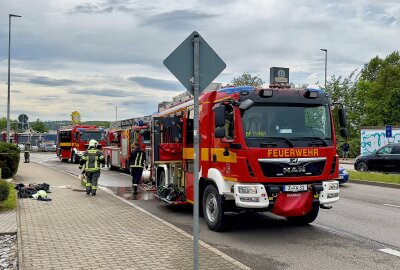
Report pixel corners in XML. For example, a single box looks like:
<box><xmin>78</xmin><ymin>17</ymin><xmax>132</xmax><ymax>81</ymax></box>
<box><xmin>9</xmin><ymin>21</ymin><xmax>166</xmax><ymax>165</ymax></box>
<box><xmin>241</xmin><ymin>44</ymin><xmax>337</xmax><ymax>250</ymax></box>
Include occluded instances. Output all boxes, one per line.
<box><xmin>7</xmin><ymin>14</ymin><xmax>22</xmax><ymax>143</ymax></box>
<box><xmin>320</xmin><ymin>49</ymin><xmax>327</xmax><ymax>90</ymax></box>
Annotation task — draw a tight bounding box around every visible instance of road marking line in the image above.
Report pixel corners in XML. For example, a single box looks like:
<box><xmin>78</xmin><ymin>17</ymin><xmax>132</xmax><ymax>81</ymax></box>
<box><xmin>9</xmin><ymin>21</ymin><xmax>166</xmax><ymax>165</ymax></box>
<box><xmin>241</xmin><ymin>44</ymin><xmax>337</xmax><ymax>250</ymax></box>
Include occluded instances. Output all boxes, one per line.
<box><xmin>379</xmin><ymin>248</ymin><xmax>400</xmax><ymax>257</ymax></box>
<box><xmin>383</xmin><ymin>204</ymin><xmax>400</xmax><ymax>208</ymax></box>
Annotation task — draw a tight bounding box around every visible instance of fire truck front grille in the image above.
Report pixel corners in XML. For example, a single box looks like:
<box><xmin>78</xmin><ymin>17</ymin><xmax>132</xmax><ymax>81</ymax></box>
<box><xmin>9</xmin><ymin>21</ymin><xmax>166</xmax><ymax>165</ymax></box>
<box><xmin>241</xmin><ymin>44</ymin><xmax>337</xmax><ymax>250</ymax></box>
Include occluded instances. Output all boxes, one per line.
<box><xmin>258</xmin><ymin>158</ymin><xmax>326</xmax><ymax>177</ymax></box>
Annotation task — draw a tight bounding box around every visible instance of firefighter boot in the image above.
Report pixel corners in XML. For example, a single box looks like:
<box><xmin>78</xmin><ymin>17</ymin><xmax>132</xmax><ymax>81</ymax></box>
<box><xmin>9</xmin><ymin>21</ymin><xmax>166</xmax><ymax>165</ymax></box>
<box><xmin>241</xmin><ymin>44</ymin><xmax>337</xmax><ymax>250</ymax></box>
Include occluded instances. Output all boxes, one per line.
<box><xmin>91</xmin><ymin>187</ymin><xmax>97</xmax><ymax>196</ymax></box>
<box><xmin>86</xmin><ymin>187</ymin><xmax>91</xmax><ymax>195</ymax></box>
<box><xmin>133</xmin><ymin>185</ymin><xmax>138</xmax><ymax>195</ymax></box>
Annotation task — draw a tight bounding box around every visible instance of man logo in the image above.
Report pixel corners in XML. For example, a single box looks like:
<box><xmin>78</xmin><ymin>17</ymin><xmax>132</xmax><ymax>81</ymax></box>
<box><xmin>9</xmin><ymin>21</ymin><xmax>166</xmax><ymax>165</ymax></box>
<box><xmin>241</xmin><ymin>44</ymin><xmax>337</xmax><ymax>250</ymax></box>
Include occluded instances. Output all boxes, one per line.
<box><xmin>289</xmin><ymin>158</ymin><xmax>299</xmax><ymax>165</ymax></box>
<box><xmin>283</xmin><ymin>166</ymin><xmax>306</xmax><ymax>174</ymax></box>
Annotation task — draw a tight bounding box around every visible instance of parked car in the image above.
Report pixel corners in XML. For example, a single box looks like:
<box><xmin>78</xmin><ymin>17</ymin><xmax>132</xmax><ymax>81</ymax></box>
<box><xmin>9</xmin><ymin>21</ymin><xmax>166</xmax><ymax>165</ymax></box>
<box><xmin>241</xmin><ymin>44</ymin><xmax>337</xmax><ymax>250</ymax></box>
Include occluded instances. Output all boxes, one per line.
<box><xmin>338</xmin><ymin>166</ymin><xmax>349</xmax><ymax>184</ymax></box>
<box><xmin>44</xmin><ymin>144</ymin><xmax>56</xmax><ymax>152</ymax></box>
<box><xmin>354</xmin><ymin>143</ymin><xmax>400</xmax><ymax>172</ymax></box>
<box><xmin>17</xmin><ymin>144</ymin><xmax>25</xmax><ymax>151</ymax></box>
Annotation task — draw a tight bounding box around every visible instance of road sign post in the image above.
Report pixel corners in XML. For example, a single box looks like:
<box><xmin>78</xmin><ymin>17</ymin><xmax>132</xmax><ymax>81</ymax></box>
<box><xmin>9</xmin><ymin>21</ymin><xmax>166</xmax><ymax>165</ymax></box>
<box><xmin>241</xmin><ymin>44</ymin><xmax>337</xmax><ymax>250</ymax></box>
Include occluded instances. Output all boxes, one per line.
<box><xmin>386</xmin><ymin>125</ymin><xmax>392</xmax><ymax>144</ymax></box>
<box><xmin>164</xmin><ymin>31</ymin><xmax>226</xmax><ymax>270</ymax></box>
<box><xmin>192</xmin><ymin>34</ymin><xmax>200</xmax><ymax>270</ymax></box>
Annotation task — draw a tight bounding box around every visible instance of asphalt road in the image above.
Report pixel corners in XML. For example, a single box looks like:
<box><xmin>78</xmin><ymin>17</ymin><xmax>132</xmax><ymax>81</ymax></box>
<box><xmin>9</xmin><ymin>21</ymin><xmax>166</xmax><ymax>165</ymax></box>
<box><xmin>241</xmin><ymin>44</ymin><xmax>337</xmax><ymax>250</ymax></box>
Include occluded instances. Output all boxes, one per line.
<box><xmin>28</xmin><ymin>152</ymin><xmax>400</xmax><ymax>270</ymax></box>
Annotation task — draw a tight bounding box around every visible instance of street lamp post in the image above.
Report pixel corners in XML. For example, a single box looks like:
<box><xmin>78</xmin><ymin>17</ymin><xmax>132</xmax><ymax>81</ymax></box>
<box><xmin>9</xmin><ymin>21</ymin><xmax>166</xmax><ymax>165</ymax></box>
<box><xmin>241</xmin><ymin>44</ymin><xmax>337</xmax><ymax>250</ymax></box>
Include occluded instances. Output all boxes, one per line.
<box><xmin>115</xmin><ymin>107</ymin><xmax>118</xmax><ymax>121</ymax></box>
<box><xmin>7</xmin><ymin>14</ymin><xmax>22</xmax><ymax>143</ymax></box>
<box><xmin>320</xmin><ymin>49</ymin><xmax>327</xmax><ymax>90</ymax></box>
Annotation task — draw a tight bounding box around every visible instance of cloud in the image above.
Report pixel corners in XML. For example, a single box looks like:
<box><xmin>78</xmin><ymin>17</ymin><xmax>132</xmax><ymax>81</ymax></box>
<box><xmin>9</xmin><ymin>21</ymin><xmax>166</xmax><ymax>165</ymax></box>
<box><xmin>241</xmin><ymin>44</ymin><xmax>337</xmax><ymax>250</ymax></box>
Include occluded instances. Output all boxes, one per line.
<box><xmin>29</xmin><ymin>76</ymin><xmax>79</xmax><ymax>87</ymax></box>
<box><xmin>71</xmin><ymin>88</ymin><xmax>131</xmax><ymax>97</ymax></box>
<box><xmin>71</xmin><ymin>4</ymin><xmax>115</xmax><ymax>14</ymax></box>
<box><xmin>362</xmin><ymin>5</ymin><xmax>396</xmax><ymax>26</ymax></box>
<box><xmin>70</xmin><ymin>0</ymin><xmax>139</xmax><ymax>15</ymax></box>
<box><xmin>140</xmin><ymin>9</ymin><xmax>217</xmax><ymax>31</ymax></box>
<box><xmin>31</xmin><ymin>95</ymin><xmax>60</xmax><ymax>101</ymax></box>
<box><xmin>128</xmin><ymin>76</ymin><xmax>184</xmax><ymax>91</ymax></box>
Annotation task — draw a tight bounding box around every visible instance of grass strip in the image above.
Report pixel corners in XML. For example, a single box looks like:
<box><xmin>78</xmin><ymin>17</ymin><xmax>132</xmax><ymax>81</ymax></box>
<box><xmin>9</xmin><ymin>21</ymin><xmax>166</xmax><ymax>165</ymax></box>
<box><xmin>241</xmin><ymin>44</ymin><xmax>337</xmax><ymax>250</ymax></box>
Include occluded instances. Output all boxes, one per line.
<box><xmin>0</xmin><ymin>182</ymin><xmax>17</xmax><ymax>211</ymax></box>
<box><xmin>349</xmin><ymin>171</ymin><xmax>400</xmax><ymax>185</ymax></box>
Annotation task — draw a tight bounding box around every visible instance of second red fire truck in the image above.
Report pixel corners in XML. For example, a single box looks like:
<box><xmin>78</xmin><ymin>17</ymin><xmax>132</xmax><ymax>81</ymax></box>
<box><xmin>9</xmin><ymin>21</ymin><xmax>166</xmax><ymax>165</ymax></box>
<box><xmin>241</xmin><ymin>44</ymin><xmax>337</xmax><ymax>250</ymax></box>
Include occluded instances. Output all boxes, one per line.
<box><xmin>57</xmin><ymin>125</ymin><xmax>106</xmax><ymax>163</ymax></box>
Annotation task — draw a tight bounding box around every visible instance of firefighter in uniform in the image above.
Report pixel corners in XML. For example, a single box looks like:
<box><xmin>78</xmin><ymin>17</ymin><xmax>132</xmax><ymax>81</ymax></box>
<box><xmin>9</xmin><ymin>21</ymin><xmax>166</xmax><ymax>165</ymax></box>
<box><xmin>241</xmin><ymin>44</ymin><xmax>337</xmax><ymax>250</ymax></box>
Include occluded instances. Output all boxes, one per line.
<box><xmin>129</xmin><ymin>142</ymin><xmax>146</xmax><ymax>195</ymax></box>
<box><xmin>79</xmin><ymin>139</ymin><xmax>105</xmax><ymax>196</ymax></box>
<box><xmin>24</xmin><ymin>141</ymin><xmax>31</xmax><ymax>163</ymax></box>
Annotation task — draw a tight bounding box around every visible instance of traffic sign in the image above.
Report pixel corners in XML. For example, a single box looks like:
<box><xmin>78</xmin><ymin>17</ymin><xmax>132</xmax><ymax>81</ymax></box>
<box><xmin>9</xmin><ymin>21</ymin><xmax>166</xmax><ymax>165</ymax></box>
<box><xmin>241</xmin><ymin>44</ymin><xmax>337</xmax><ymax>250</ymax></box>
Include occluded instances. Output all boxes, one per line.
<box><xmin>386</xmin><ymin>125</ymin><xmax>392</xmax><ymax>138</ymax></box>
<box><xmin>163</xmin><ymin>31</ymin><xmax>226</xmax><ymax>94</ymax></box>
<box><xmin>18</xmin><ymin>114</ymin><xmax>28</xmax><ymax>123</ymax></box>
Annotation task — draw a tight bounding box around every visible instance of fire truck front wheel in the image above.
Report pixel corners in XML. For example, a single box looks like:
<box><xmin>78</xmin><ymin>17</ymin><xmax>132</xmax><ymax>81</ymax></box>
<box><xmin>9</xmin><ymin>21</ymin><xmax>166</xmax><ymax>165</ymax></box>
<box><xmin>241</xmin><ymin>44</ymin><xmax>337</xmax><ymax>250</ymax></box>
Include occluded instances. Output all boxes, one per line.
<box><xmin>203</xmin><ymin>184</ymin><xmax>230</xmax><ymax>232</ymax></box>
<box><xmin>286</xmin><ymin>203</ymin><xmax>319</xmax><ymax>225</ymax></box>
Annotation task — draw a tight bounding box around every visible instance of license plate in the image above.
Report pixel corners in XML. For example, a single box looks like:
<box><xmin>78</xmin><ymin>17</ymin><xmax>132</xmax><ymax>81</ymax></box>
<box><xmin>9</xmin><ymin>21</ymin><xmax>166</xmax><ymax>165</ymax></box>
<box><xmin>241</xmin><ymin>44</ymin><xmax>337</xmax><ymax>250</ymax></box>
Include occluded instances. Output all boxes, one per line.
<box><xmin>283</xmin><ymin>184</ymin><xmax>308</xmax><ymax>192</ymax></box>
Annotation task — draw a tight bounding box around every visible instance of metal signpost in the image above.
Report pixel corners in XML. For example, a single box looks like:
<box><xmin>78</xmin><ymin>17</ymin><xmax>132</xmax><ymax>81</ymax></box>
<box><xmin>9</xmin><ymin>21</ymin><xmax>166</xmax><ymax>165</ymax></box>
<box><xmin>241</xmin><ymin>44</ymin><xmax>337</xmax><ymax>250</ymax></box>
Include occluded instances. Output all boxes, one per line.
<box><xmin>164</xmin><ymin>31</ymin><xmax>226</xmax><ymax>270</ymax></box>
<box><xmin>386</xmin><ymin>125</ymin><xmax>392</xmax><ymax>144</ymax></box>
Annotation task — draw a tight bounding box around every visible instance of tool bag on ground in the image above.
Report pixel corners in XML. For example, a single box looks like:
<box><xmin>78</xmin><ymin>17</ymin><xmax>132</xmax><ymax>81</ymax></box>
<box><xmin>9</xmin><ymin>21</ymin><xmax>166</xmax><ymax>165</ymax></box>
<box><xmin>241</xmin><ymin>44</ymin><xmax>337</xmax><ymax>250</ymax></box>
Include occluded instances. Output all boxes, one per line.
<box><xmin>15</xmin><ymin>183</ymin><xmax>50</xmax><ymax>198</ymax></box>
<box><xmin>157</xmin><ymin>183</ymin><xmax>186</xmax><ymax>202</ymax></box>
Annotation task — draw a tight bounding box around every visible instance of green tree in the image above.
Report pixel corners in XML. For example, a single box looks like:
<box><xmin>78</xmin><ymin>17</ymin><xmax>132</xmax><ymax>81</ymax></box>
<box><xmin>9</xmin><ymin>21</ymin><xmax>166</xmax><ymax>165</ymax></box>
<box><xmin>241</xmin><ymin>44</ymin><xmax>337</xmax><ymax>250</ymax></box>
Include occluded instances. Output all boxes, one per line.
<box><xmin>357</xmin><ymin>51</ymin><xmax>400</xmax><ymax>126</ymax></box>
<box><xmin>231</xmin><ymin>72</ymin><xmax>264</xmax><ymax>87</ymax></box>
<box><xmin>325</xmin><ymin>71</ymin><xmax>361</xmax><ymax>156</ymax></box>
<box><xmin>0</xmin><ymin>117</ymin><xmax>6</xmax><ymax>130</ymax></box>
<box><xmin>0</xmin><ymin>118</ymin><xmax>18</xmax><ymax>132</ymax></box>
<box><xmin>31</xmin><ymin>119</ymin><xmax>48</xmax><ymax>133</ymax></box>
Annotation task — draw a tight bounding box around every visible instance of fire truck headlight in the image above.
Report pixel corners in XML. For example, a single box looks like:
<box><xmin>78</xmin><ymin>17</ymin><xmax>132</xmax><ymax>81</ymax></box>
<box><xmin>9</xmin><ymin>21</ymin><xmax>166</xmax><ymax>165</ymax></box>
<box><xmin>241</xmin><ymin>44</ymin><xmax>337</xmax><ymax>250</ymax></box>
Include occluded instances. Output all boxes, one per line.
<box><xmin>328</xmin><ymin>183</ymin><xmax>339</xmax><ymax>190</ymax></box>
<box><xmin>240</xmin><ymin>197</ymin><xmax>260</xmax><ymax>203</ymax></box>
<box><xmin>238</xmin><ymin>186</ymin><xmax>257</xmax><ymax>194</ymax></box>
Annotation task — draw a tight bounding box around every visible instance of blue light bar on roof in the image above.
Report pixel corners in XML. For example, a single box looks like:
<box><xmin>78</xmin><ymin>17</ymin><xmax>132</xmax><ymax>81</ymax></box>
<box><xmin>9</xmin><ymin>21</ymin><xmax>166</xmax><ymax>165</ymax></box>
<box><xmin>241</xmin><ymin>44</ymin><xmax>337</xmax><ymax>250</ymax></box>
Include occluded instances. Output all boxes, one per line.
<box><xmin>218</xmin><ymin>86</ymin><xmax>255</xmax><ymax>94</ymax></box>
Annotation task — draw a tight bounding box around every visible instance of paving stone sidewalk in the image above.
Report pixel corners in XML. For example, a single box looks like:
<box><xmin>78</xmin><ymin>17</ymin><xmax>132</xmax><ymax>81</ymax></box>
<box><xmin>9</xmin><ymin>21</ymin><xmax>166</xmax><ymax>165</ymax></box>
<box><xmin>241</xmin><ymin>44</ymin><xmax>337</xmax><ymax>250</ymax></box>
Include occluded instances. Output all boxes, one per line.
<box><xmin>0</xmin><ymin>211</ymin><xmax>16</xmax><ymax>235</ymax></box>
<box><xmin>15</xmin><ymin>162</ymin><xmax>249</xmax><ymax>270</ymax></box>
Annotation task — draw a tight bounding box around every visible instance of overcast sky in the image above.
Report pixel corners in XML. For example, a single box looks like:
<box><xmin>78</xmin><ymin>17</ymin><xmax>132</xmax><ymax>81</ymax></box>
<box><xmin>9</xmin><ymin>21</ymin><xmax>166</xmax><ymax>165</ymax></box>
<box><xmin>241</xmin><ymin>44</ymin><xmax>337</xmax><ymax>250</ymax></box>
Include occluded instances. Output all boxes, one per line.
<box><xmin>0</xmin><ymin>0</ymin><xmax>399</xmax><ymax>121</ymax></box>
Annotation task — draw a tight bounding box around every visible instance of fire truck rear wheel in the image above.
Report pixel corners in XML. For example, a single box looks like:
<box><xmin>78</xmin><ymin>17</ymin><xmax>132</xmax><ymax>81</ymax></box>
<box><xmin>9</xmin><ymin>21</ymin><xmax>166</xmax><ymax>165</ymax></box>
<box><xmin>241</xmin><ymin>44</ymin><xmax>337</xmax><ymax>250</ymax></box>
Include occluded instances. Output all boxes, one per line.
<box><xmin>203</xmin><ymin>184</ymin><xmax>230</xmax><ymax>232</ymax></box>
<box><xmin>286</xmin><ymin>203</ymin><xmax>319</xmax><ymax>225</ymax></box>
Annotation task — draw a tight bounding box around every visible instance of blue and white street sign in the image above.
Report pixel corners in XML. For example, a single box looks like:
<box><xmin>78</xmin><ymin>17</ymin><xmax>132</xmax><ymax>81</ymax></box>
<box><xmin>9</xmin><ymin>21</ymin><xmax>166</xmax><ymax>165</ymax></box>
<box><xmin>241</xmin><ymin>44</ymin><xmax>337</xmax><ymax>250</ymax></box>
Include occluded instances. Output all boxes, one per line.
<box><xmin>386</xmin><ymin>125</ymin><xmax>392</xmax><ymax>138</ymax></box>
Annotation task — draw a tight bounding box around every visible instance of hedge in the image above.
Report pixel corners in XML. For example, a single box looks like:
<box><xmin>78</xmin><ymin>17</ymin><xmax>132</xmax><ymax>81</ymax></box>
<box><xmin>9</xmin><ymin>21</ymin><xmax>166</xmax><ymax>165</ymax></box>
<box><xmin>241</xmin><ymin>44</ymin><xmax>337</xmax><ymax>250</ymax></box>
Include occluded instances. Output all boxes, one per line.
<box><xmin>0</xmin><ymin>142</ymin><xmax>20</xmax><ymax>179</ymax></box>
<box><xmin>0</xmin><ymin>179</ymin><xmax>9</xmax><ymax>201</ymax></box>
<box><xmin>0</xmin><ymin>181</ymin><xmax>17</xmax><ymax>210</ymax></box>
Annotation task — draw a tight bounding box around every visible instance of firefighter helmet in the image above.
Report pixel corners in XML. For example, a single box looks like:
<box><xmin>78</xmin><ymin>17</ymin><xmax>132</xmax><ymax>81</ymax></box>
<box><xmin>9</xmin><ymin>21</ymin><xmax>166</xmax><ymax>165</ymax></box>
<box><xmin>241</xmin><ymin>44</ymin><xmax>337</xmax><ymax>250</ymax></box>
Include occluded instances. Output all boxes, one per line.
<box><xmin>89</xmin><ymin>139</ymin><xmax>98</xmax><ymax>148</ymax></box>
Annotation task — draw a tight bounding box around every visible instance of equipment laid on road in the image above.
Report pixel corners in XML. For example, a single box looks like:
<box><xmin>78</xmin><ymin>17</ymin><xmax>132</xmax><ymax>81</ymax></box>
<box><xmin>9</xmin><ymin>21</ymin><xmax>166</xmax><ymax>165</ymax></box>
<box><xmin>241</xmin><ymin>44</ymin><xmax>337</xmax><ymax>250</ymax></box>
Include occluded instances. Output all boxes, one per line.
<box><xmin>15</xmin><ymin>183</ymin><xmax>50</xmax><ymax>199</ymax></box>
<box><xmin>32</xmin><ymin>190</ymin><xmax>52</xmax><ymax>201</ymax></box>
<box><xmin>57</xmin><ymin>125</ymin><xmax>106</xmax><ymax>163</ymax></box>
<box><xmin>151</xmin><ymin>77</ymin><xmax>348</xmax><ymax>231</ymax></box>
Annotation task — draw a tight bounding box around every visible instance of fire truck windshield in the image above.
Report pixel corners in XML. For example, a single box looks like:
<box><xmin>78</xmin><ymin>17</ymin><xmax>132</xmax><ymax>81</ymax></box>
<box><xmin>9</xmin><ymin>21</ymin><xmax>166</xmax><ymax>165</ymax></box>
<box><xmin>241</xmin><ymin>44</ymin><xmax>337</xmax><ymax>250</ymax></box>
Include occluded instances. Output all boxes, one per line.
<box><xmin>80</xmin><ymin>131</ymin><xmax>104</xmax><ymax>142</ymax></box>
<box><xmin>241</xmin><ymin>104</ymin><xmax>333</xmax><ymax>147</ymax></box>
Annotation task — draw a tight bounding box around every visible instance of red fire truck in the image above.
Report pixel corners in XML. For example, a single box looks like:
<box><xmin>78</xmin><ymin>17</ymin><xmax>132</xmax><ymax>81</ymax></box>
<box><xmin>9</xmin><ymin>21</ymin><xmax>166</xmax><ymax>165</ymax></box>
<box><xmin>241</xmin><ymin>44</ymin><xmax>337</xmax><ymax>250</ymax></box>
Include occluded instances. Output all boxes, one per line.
<box><xmin>57</xmin><ymin>125</ymin><xmax>106</xmax><ymax>163</ymax></box>
<box><xmin>102</xmin><ymin>119</ymin><xmax>151</xmax><ymax>170</ymax></box>
<box><xmin>152</xmin><ymin>85</ymin><xmax>347</xmax><ymax>231</ymax></box>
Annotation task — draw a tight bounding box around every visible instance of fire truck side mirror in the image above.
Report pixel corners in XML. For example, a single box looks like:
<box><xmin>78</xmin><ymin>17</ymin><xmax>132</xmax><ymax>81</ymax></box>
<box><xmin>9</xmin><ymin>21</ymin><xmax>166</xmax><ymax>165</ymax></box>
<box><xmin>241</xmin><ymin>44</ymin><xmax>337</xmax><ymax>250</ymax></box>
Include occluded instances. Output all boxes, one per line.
<box><xmin>213</xmin><ymin>105</ymin><xmax>226</xmax><ymax>128</ymax></box>
<box><xmin>338</xmin><ymin>108</ymin><xmax>346</xmax><ymax>128</ymax></box>
<box><xmin>215</xmin><ymin>127</ymin><xmax>226</xmax><ymax>138</ymax></box>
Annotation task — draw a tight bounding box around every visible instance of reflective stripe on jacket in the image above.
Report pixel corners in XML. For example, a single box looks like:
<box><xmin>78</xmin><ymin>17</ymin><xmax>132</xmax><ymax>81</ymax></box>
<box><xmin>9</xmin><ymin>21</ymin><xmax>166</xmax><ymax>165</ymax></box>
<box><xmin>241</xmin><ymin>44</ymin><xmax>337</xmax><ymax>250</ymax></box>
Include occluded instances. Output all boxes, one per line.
<box><xmin>80</xmin><ymin>148</ymin><xmax>105</xmax><ymax>172</ymax></box>
<box><xmin>129</xmin><ymin>149</ymin><xmax>146</xmax><ymax>168</ymax></box>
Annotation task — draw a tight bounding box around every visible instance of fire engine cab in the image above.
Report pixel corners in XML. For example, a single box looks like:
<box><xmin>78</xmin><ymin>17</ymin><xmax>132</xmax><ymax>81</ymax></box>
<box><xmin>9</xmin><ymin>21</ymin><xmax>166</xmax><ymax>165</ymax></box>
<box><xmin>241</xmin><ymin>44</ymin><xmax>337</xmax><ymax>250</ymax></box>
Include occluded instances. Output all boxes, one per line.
<box><xmin>152</xmin><ymin>81</ymin><xmax>347</xmax><ymax>231</ymax></box>
<box><xmin>57</xmin><ymin>125</ymin><xmax>106</xmax><ymax>163</ymax></box>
